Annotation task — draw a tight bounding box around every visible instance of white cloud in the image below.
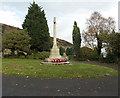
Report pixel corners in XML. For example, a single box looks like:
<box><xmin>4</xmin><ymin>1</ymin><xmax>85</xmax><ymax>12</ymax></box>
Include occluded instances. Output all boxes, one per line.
<box><xmin>52</xmin><ymin>11</ymin><xmax>92</xmax><ymax>43</ymax></box>
<box><xmin>0</xmin><ymin>1</ymin><xmax>118</xmax><ymax>44</ymax></box>
<box><xmin>1</xmin><ymin>0</ymin><xmax>119</xmax><ymax>2</ymax></box>
<box><xmin>0</xmin><ymin>10</ymin><xmax>22</xmax><ymax>28</ymax></box>
<box><xmin>102</xmin><ymin>2</ymin><xmax>118</xmax><ymax>32</ymax></box>
<box><xmin>44</xmin><ymin>2</ymin><xmax>118</xmax><ymax>43</ymax></box>
<box><xmin>0</xmin><ymin>3</ymin><xmax>28</xmax><ymax>29</ymax></box>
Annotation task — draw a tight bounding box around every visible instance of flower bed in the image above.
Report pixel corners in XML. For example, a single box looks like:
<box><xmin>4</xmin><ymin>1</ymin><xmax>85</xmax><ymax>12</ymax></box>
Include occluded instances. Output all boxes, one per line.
<box><xmin>51</xmin><ymin>58</ymin><xmax>67</xmax><ymax>63</ymax></box>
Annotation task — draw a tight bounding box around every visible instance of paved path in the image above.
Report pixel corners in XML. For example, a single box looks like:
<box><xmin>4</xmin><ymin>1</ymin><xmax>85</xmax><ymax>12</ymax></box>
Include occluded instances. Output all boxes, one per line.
<box><xmin>2</xmin><ymin>75</ymin><xmax>118</xmax><ymax>96</ymax></box>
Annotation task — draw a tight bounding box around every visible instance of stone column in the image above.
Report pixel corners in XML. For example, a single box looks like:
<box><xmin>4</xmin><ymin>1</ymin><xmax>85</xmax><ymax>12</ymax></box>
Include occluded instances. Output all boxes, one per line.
<box><xmin>53</xmin><ymin>17</ymin><xmax>57</xmax><ymax>48</ymax></box>
<box><xmin>48</xmin><ymin>17</ymin><xmax>61</xmax><ymax>60</ymax></box>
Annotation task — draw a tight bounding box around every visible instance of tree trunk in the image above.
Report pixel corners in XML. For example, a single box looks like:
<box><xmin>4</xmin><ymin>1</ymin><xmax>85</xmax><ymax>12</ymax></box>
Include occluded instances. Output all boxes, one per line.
<box><xmin>97</xmin><ymin>37</ymin><xmax>102</xmax><ymax>56</ymax></box>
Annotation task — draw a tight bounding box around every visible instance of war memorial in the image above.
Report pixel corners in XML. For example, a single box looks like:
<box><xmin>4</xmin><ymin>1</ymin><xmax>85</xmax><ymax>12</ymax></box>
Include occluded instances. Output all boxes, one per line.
<box><xmin>44</xmin><ymin>17</ymin><xmax>69</xmax><ymax>64</ymax></box>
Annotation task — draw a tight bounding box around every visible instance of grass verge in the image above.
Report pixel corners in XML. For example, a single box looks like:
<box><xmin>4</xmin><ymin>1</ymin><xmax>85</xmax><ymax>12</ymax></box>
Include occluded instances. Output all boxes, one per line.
<box><xmin>2</xmin><ymin>58</ymin><xmax>118</xmax><ymax>79</ymax></box>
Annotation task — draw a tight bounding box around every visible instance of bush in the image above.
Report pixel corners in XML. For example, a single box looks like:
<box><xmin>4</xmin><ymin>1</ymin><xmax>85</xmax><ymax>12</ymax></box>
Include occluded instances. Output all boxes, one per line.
<box><xmin>59</xmin><ymin>47</ymin><xmax>65</xmax><ymax>56</ymax></box>
<box><xmin>105</xmin><ymin>52</ymin><xmax>117</xmax><ymax>63</ymax></box>
<box><xmin>98</xmin><ymin>54</ymin><xmax>105</xmax><ymax>63</ymax></box>
<box><xmin>19</xmin><ymin>55</ymin><xmax>25</xmax><ymax>59</ymax></box>
<box><xmin>26</xmin><ymin>55</ymin><xmax>34</xmax><ymax>59</ymax></box>
<box><xmin>4</xmin><ymin>55</ymin><xmax>18</xmax><ymax>58</ymax></box>
<box><xmin>81</xmin><ymin>47</ymin><xmax>99</xmax><ymax>61</ymax></box>
<box><xmin>66</xmin><ymin>48</ymin><xmax>73</xmax><ymax>56</ymax></box>
<box><xmin>68</xmin><ymin>55</ymin><xmax>74</xmax><ymax>60</ymax></box>
<box><xmin>3</xmin><ymin>54</ymin><xmax>11</xmax><ymax>58</ymax></box>
<box><xmin>17</xmin><ymin>52</ymin><xmax>25</xmax><ymax>56</ymax></box>
<box><xmin>116</xmin><ymin>58</ymin><xmax>120</xmax><ymax>64</ymax></box>
<box><xmin>34</xmin><ymin>51</ymin><xmax>50</xmax><ymax>60</ymax></box>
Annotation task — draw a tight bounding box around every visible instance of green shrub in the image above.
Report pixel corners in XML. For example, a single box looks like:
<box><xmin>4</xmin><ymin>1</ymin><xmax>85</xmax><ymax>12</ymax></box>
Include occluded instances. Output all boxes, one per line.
<box><xmin>19</xmin><ymin>55</ymin><xmax>25</xmax><ymax>59</ymax></box>
<box><xmin>105</xmin><ymin>52</ymin><xmax>117</xmax><ymax>63</ymax></box>
<box><xmin>59</xmin><ymin>47</ymin><xmax>65</xmax><ymax>56</ymax></box>
<box><xmin>81</xmin><ymin>47</ymin><xmax>99</xmax><ymax>61</ymax></box>
<box><xmin>66</xmin><ymin>48</ymin><xmax>73</xmax><ymax>56</ymax></box>
<box><xmin>68</xmin><ymin>55</ymin><xmax>75</xmax><ymax>60</ymax></box>
<box><xmin>26</xmin><ymin>55</ymin><xmax>34</xmax><ymax>59</ymax></box>
<box><xmin>116</xmin><ymin>58</ymin><xmax>120</xmax><ymax>64</ymax></box>
<box><xmin>7</xmin><ymin>55</ymin><xmax>18</xmax><ymax>58</ymax></box>
<box><xmin>34</xmin><ymin>51</ymin><xmax>50</xmax><ymax>60</ymax></box>
<box><xmin>98</xmin><ymin>54</ymin><xmax>105</xmax><ymax>63</ymax></box>
<box><xmin>3</xmin><ymin>54</ymin><xmax>11</xmax><ymax>58</ymax></box>
<box><xmin>17</xmin><ymin>52</ymin><xmax>25</xmax><ymax>56</ymax></box>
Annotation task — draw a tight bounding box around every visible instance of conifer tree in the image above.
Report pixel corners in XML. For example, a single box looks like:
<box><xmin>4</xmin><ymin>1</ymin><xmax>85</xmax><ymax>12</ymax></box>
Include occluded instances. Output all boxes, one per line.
<box><xmin>72</xmin><ymin>21</ymin><xmax>81</xmax><ymax>59</ymax></box>
<box><xmin>22</xmin><ymin>2</ymin><xmax>51</xmax><ymax>52</ymax></box>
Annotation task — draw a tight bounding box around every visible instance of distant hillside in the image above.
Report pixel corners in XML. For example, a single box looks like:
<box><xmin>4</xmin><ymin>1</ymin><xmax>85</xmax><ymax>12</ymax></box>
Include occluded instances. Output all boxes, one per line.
<box><xmin>51</xmin><ymin>37</ymin><xmax>72</xmax><ymax>48</ymax></box>
<box><xmin>0</xmin><ymin>23</ymin><xmax>21</xmax><ymax>31</ymax></box>
<box><xmin>1</xmin><ymin>23</ymin><xmax>72</xmax><ymax>48</ymax></box>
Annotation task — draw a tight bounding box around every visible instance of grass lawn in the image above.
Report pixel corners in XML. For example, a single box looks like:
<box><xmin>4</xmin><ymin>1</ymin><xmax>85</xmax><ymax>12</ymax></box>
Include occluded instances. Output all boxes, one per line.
<box><xmin>2</xmin><ymin>58</ymin><xmax>118</xmax><ymax>79</ymax></box>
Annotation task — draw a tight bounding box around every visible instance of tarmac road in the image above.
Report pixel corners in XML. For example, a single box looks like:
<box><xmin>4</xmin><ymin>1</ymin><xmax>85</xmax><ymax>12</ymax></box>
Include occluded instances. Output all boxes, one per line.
<box><xmin>2</xmin><ymin>75</ymin><xmax>118</xmax><ymax>96</ymax></box>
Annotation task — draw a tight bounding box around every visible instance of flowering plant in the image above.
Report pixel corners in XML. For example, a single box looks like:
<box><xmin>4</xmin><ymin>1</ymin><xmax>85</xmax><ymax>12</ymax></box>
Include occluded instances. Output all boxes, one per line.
<box><xmin>51</xmin><ymin>58</ymin><xmax>67</xmax><ymax>63</ymax></box>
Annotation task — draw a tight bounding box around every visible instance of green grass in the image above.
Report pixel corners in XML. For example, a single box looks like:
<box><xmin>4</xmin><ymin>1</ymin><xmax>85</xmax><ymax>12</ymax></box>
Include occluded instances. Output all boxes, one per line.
<box><xmin>2</xmin><ymin>58</ymin><xmax>118</xmax><ymax>79</ymax></box>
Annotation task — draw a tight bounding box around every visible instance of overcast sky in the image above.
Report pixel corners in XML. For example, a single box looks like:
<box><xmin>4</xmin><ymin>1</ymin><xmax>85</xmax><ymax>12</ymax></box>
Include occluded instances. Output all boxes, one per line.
<box><xmin>0</xmin><ymin>0</ymin><xmax>119</xmax><ymax>45</ymax></box>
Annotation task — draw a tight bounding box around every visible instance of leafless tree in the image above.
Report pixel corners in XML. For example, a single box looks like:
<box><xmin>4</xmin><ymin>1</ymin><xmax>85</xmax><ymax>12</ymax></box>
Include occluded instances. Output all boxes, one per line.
<box><xmin>82</xmin><ymin>11</ymin><xmax>115</xmax><ymax>55</ymax></box>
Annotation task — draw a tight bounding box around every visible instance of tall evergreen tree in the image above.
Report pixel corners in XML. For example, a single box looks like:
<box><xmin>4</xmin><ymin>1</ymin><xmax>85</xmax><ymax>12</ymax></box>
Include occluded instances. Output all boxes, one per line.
<box><xmin>72</xmin><ymin>21</ymin><xmax>81</xmax><ymax>59</ymax></box>
<box><xmin>22</xmin><ymin>2</ymin><xmax>51</xmax><ymax>52</ymax></box>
